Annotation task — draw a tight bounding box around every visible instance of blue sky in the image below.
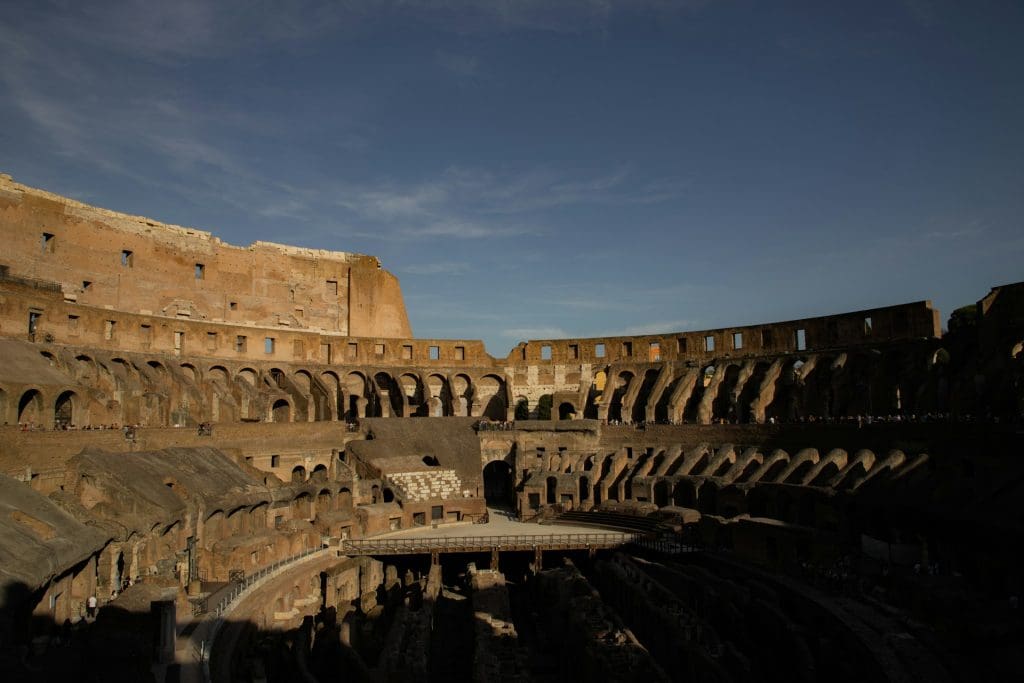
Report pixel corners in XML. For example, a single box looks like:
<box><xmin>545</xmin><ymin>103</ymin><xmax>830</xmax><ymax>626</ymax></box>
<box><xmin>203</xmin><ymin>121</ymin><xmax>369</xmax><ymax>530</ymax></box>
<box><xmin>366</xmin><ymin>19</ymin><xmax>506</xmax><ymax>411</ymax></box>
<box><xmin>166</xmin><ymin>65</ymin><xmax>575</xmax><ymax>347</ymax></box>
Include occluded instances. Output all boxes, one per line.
<box><xmin>2</xmin><ymin>1</ymin><xmax>1022</xmax><ymax>356</ymax></box>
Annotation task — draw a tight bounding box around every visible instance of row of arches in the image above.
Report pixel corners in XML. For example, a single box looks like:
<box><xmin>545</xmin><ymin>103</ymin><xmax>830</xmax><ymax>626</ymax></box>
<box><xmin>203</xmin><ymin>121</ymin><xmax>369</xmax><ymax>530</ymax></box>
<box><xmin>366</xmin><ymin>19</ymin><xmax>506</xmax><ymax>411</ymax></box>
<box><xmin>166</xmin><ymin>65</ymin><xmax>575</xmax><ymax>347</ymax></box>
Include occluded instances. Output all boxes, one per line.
<box><xmin>11</xmin><ymin>349</ymin><xmax>512</xmax><ymax>428</ymax></box>
<box><xmin>576</xmin><ymin>346</ymin><xmax>953</xmax><ymax>424</ymax></box>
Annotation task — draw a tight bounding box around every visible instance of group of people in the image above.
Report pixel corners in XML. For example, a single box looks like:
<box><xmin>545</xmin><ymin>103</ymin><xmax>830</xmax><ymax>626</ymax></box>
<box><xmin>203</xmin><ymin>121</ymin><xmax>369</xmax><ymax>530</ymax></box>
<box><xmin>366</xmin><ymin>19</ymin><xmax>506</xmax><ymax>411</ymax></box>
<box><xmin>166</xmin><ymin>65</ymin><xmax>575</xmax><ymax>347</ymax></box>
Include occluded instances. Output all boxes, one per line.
<box><xmin>476</xmin><ymin>420</ymin><xmax>515</xmax><ymax>431</ymax></box>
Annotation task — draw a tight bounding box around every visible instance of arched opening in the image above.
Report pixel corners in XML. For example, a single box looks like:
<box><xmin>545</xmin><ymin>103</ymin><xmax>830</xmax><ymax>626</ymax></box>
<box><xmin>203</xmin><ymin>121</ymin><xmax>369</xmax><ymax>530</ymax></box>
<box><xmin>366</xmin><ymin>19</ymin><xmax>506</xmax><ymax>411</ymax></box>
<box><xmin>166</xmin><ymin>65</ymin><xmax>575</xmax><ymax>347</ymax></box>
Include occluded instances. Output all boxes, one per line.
<box><xmin>477</xmin><ymin>375</ymin><xmax>507</xmax><ymax>420</ymax></box>
<box><xmin>374</xmin><ymin>372</ymin><xmax>403</xmax><ymax>417</ymax></box>
<box><xmin>18</xmin><ymin>389</ymin><xmax>43</xmax><ymax>424</ymax></box>
<box><xmin>311</xmin><ymin>464</ymin><xmax>328</xmax><ymax>482</ymax></box>
<box><xmin>54</xmin><ymin>390</ymin><xmax>76</xmax><ymax>428</ymax></box>
<box><xmin>482</xmin><ymin>460</ymin><xmax>514</xmax><ymax>508</ymax></box>
<box><xmin>673</xmin><ymin>481</ymin><xmax>696</xmax><ymax>508</ymax></box>
<box><xmin>697</xmin><ymin>482</ymin><xmax>719</xmax><ymax>515</ymax></box>
<box><xmin>382</xmin><ymin>488</ymin><xmax>395</xmax><ymax>503</ymax></box>
<box><xmin>400</xmin><ymin>373</ymin><xmax>427</xmax><ymax>416</ymax></box>
<box><xmin>608</xmin><ymin>372</ymin><xmax>633</xmax><ymax>423</ymax></box>
<box><xmin>345</xmin><ymin>372</ymin><xmax>368</xmax><ymax>419</ymax></box>
<box><xmin>422</xmin><ymin>455</ymin><xmax>440</xmax><ymax>467</ymax></box>
<box><xmin>653</xmin><ymin>479</ymin><xmax>670</xmax><ymax>507</ymax></box>
<box><xmin>558</xmin><ymin>402</ymin><xmax>576</xmax><ymax>420</ymax></box>
<box><xmin>546</xmin><ymin>475</ymin><xmax>558</xmax><ymax>505</ymax></box>
<box><xmin>271</xmin><ymin>399</ymin><xmax>291</xmax><ymax>423</ymax></box>
<box><xmin>291</xmin><ymin>466</ymin><xmax>307</xmax><ymax>483</ymax></box>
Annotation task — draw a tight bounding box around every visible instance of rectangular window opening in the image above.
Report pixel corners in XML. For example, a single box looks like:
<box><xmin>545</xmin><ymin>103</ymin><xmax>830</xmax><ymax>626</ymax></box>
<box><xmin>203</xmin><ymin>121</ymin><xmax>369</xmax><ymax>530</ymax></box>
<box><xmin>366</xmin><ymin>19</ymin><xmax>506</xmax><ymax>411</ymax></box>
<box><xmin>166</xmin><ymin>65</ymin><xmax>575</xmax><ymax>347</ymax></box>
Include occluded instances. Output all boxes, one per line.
<box><xmin>104</xmin><ymin>320</ymin><xmax>116</xmax><ymax>341</ymax></box>
<box><xmin>795</xmin><ymin>328</ymin><xmax>807</xmax><ymax>351</ymax></box>
<box><xmin>732</xmin><ymin>332</ymin><xmax>743</xmax><ymax>350</ymax></box>
<box><xmin>374</xmin><ymin>343</ymin><xmax>385</xmax><ymax>355</ymax></box>
<box><xmin>595</xmin><ymin>343</ymin><xmax>606</xmax><ymax>358</ymax></box>
<box><xmin>541</xmin><ymin>344</ymin><xmax>552</xmax><ymax>360</ymax></box>
<box><xmin>761</xmin><ymin>329</ymin><xmax>773</xmax><ymax>347</ymax></box>
<box><xmin>206</xmin><ymin>332</ymin><xmax>217</xmax><ymax>350</ymax></box>
<box><xmin>569</xmin><ymin>344</ymin><xmax>579</xmax><ymax>360</ymax></box>
<box><xmin>174</xmin><ymin>331</ymin><xmax>184</xmax><ymax>350</ymax></box>
<box><xmin>121</xmin><ymin>250</ymin><xmax>133</xmax><ymax>267</ymax></box>
<box><xmin>455</xmin><ymin>345</ymin><xmax>465</xmax><ymax>361</ymax></box>
<box><xmin>704</xmin><ymin>335</ymin><xmax>715</xmax><ymax>352</ymax></box>
<box><xmin>68</xmin><ymin>315</ymin><xmax>79</xmax><ymax>335</ymax></box>
<box><xmin>326</xmin><ymin>280</ymin><xmax>338</xmax><ymax>295</ymax></box>
<box><xmin>402</xmin><ymin>344</ymin><xmax>413</xmax><ymax>360</ymax></box>
<box><xmin>622</xmin><ymin>341</ymin><xmax>633</xmax><ymax>357</ymax></box>
<box><xmin>429</xmin><ymin>345</ymin><xmax>440</xmax><ymax>360</ymax></box>
<box><xmin>229</xmin><ymin>301</ymin><xmax>237</xmax><ymax>310</ymax></box>
<box><xmin>265</xmin><ymin>337</ymin><xmax>275</xmax><ymax>354</ymax></box>
<box><xmin>864</xmin><ymin>317</ymin><xmax>873</xmax><ymax>335</ymax></box>
<box><xmin>348</xmin><ymin>342</ymin><xmax>358</xmax><ymax>359</ymax></box>
<box><xmin>649</xmin><ymin>341</ymin><xmax>661</xmax><ymax>361</ymax></box>
<box><xmin>271</xmin><ymin>455</ymin><xmax>280</xmax><ymax>467</ymax></box>
<box><xmin>82</xmin><ymin>280</ymin><xmax>92</xmax><ymax>291</ymax></box>
<box><xmin>431</xmin><ymin>505</ymin><xmax>444</xmax><ymax>521</ymax></box>
<box><xmin>235</xmin><ymin>335</ymin><xmax>247</xmax><ymax>353</ymax></box>
<box><xmin>677</xmin><ymin>337</ymin><xmax>688</xmax><ymax>354</ymax></box>
<box><xmin>41</xmin><ymin>232</ymin><xmax>55</xmax><ymax>253</ymax></box>
<box><xmin>194</xmin><ymin>263</ymin><xmax>205</xmax><ymax>279</ymax></box>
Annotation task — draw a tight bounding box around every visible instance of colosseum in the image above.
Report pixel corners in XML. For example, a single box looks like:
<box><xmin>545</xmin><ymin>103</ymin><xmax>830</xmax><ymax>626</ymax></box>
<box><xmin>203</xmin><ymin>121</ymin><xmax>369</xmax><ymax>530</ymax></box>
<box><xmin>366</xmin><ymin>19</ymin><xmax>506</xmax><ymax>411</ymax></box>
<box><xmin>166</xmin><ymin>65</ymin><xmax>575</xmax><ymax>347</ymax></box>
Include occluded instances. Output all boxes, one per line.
<box><xmin>0</xmin><ymin>173</ymin><xmax>1021</xmax><ymax>682</ymax></box>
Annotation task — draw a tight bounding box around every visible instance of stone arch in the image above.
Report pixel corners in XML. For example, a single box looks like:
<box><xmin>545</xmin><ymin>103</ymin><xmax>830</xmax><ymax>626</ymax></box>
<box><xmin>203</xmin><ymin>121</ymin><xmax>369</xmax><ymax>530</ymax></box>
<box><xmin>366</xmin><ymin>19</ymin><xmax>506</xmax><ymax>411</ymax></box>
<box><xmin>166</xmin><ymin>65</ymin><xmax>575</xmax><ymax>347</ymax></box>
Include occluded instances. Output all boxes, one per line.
<box><xmin>585</xmin><ymin>370</ymin><xmax>607</xmax><ymax>419</ymax></box>
<box><xmin>271</xmin><ymin>398</ymin><xmax>292</xmax><ymax>423</ymax></box>
<box><xmin>345</xmin><ymin>371</ymin><xmax>369</xmax><ymax>419</ymax></box>
<box><xmin>236</xmin><ymin>367</ymin><xmax>258</xmax><ymax>386</ymax></box>
<box><xmin>426</xmin><ymin>374</ymin><xmax>450</xmax><ymax>416</ymax></box>
<box><xmin>673</xmin><ymin>480</ymin><xmax>696</xmax><ymax>507</ymax></box>
<box><xmin>653</xmin><ymin>479</ymin><xmax>670</xmax><ymax>507</ymax></box>
<box><xmin>291</xmin><ymin>465</ymin><xmax>307</xmax><ymax>483</ymax></box>
<box><xmin>316</xmin><ymin>488</ymin><xmax>332</xmax><ymax>513</ymax></box>
<box><xmin>608</xmin><ymin>371</ymin><xmax>634</xmax><ymax>423</ymax></box>
<box><xmin>293</xmin><ymin>492</ymin><xmax>313</xmax><ymax>519</ymax></box>
<box><xmin>630</xmin><ymin>368</ymin><xmax>660</xmax><ymax>424</ymax></box>
<box><xmin>374</xmin><ymin>372</ymin><xmax>403</xmax><ymax>417</ymax></box>
<box><xmin>483</xmin><ymin>460</ymin><xmax>514</xmax><ymax>507</ymax></box>
<box><xmin>18</xmin><ymin>388</ymin><xmax>44</xmax><ymax>424</ymax></box>
<box><xmin>684</xmin><ymin>366</ymin><xmax>715</xmax><ymax>422</ymax></box>
<box><xmin>558</xmin><ymin>401</ymin><xmax>576</xmax><ymax>420</ymax></box>
<box><xmin>400</xmin><ymin>372</ymin><xmax>427</xmax><ymax>416</ymax></box>
<box><xmin>208</xmin><ymin>365</ymin><xmax>229</xmax><ymax>383</ymax></box>
<box><xmin>711</xmin><ymin>363</ymin><xmax>741</xmax><ymax>423</ymax></box>
<box><xmin>451</xmin><ymin>374</ymin><xmax>472</xmax><ymax>417</ymax></box>
<box><xmin>320</xmin><ymin>371</ymin><xmax>343</xmax><ymax>420</ymax></box>
<box><xmin>476</xmin><ymin>374</ymin><xmax>507</xmax><ymax>420</ymax></box>
<box><xmin>311</xmin><ymin>464</ymin><xmax>328</xmax><ymax>482</ymax></box>
<box><xmin>337</xmin><ymin>487</ymin><xmax>353</xmax><ymax>509</ymax></box>
<box><xmin>737</xmin><ymin>361</ymin><xmax>771</xmax><ymax>423</ymax></box>
<box><xmin>179</xmin><ymin>362</ymin><xmax>199</xmax><ymax>384</ymax></box>
<box><xmin>697</xmin><ymin>480</ymin><xmax>719</xmax><ymax>515</ymax></box>
<box><xmin>54</xmin><ymin>389</ymin><xmax>78</xmax><ymax>427</ymax></box>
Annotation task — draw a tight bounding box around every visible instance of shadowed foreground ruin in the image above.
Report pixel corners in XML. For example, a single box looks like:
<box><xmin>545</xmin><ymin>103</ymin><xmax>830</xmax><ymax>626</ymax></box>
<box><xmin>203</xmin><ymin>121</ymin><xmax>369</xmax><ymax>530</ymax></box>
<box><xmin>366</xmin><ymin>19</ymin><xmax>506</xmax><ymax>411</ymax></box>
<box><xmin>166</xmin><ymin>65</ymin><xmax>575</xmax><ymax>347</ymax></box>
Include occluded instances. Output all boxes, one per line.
<box><xmin>1</xmin><ymin>175</ymin><xmax>1022</xmax><ymax>681</ymax></box>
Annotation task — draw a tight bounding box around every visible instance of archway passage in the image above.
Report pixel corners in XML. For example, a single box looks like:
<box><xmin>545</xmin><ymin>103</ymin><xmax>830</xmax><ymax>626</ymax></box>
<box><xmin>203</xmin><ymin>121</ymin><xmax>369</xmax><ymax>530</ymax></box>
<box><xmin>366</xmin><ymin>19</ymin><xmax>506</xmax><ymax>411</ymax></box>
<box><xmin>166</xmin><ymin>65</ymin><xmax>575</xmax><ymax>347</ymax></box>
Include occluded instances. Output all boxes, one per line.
<box><xmin>482</xmin><ymin>460</ymin><xmax>514</xmax><ymax>508</ymax></box>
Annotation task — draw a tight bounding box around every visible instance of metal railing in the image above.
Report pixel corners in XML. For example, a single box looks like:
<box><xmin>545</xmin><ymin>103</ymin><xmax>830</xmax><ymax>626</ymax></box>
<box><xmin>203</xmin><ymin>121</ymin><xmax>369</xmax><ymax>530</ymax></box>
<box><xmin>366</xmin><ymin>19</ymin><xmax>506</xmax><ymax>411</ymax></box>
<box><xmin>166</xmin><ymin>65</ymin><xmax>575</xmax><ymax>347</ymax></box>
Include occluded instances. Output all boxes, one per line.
<box><xmin>200</xmin><ymin>546</ymin><xmax>329</xmax><ymax>681</ymax></box>
<box><xmin>340</xmin><ymin>532</ymin><xmax>638</xmax><ymax>555</ymax></box>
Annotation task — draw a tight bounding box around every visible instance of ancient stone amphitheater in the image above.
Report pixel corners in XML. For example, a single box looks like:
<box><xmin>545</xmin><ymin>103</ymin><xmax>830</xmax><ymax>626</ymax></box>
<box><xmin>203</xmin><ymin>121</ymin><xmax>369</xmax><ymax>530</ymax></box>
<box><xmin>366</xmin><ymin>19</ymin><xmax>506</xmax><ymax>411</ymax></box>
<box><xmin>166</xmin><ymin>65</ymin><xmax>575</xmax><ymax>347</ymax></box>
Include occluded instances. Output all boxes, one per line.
<box><xmin>0</xmin><ymin>173</ymin><xmax>1021</xmax><ymax>682</ymax></box>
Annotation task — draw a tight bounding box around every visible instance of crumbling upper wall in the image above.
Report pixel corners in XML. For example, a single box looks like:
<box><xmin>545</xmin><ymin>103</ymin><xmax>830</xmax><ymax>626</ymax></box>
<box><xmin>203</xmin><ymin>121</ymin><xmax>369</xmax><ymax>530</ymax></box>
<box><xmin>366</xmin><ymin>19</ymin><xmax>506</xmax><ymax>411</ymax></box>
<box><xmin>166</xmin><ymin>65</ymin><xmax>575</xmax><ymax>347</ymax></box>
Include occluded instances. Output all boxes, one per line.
<box><xmin>0</xmin><ymin>173</ymin><xmax>411</xmax><ymax>338</ymax></box>
<box><xmin>507</xmin><ymin>301</ymin><xmax>942</xmax><ymax>365</ymax></box>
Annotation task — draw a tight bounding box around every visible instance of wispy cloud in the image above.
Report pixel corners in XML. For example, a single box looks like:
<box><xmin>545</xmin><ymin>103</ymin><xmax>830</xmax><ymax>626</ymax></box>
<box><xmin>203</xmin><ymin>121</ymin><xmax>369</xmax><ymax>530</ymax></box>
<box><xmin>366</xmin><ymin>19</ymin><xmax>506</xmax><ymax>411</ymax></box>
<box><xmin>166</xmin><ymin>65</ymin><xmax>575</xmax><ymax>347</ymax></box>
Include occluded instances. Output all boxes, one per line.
<box><xmin>401</xmin><ymin>261</ymin><xmax>472</xmax><ymax>276</ymax></box>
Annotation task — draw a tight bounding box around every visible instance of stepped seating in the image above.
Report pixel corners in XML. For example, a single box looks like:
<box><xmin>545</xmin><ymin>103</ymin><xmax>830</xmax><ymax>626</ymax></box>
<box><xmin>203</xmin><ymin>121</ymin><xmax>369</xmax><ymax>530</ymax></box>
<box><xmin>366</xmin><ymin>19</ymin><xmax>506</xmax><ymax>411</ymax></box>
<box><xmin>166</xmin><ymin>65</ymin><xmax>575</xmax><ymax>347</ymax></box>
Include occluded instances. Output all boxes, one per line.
<box><xmin>548</xmin><ymin>510</ymin><xmax>665</xmax><ymax>535</ymax></box>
